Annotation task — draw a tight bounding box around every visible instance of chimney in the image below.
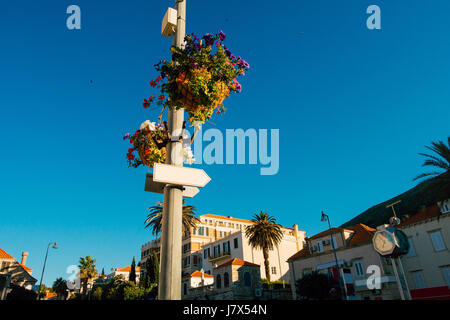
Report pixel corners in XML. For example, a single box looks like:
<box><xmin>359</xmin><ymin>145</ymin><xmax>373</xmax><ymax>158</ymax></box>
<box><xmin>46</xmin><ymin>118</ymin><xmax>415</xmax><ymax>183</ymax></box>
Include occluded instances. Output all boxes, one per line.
<box><xmin>21</xmin><ymin>252</ymin><xmax>29</xmax><ymax>266</ymax></box>
<box><xmin>293</xmin><ymin>224</ymin><xmax>300</xmax><ymax>251</ymax></box>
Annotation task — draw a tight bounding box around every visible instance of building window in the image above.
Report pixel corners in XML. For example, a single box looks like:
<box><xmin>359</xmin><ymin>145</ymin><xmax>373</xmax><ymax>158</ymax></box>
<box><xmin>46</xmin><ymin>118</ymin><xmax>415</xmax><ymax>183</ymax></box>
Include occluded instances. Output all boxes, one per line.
<box><xmin>199</xmin><ymin>227</ymin><xmax>205</xmax><ymax>236</ymax></box>
<box><xmin>214</xmin><ymin>245</ymin><xmax>220</xmax><ymax>257</ymax></box>
<box><xmin>224</xmin><ymin>272</ymin><xmax>230</xmax><ymax>288</ymax></box>
<box><xmin>204</xmin><ymin>248</ymin><xmax>210</xmax><ymax>259</ymax></box>
<box><xmin>271</xmin><ymin>266</ymin><xmax>277</xmax><ymax>275</ymax></box>
<box><xmin>331</xmin><ymin>236</ymin><xmax>338</xmax><ymax>249</ymax></box>
<box><xmin>303</xmin><ymin>268</ymin><xmax>312</xmax><ymax>276</ymax></box>
<box><xmin>243</xmin><ymin>272</ymin><xmax>251</xmax><ymax>287</ymax></box>
<box><xmin>184</xmin><ymin>283</ymin><xmax>187</xmax><ymax>295</ymax></box>
<box><xmin>216</xmin><ymin>274</ymin><xmax>222</xmax><ymax>289</ymax></box>
<box><xmin>406</xmin><ymin>238</ymin><xmax>416</xmax><ymax>257</ymax></box>
<box><xmin>412</xmin><ymin>271</ymin><xmax>426</xmax><ymax>289</ymax></box>
<box><xmin>223</xmin><ymin>241</ymin><xmax>230</xmax><ymax>254</ymax></box>
<box><xmin>353</xmin><ymin>259</ymin><xmax>365</xmax><ymax>278</ymax></box>
<box><xmin>429</xmin><ymin>231</ymin><xmax>446</xmax><ymax>252</ymax></box>
<box><xmin>234</xmin><ymin>238</ymin><xmax>239</xmax><ymax>249</ymax></box>
<box><xmin>317</xmin><ymin>241</ymin><xmax>324</xmax><ymax>253</ymax></box>
<box><xmin>441</xmin><ymin>266</ymin><xmax>450</xmax><ymax>287</ymax></box>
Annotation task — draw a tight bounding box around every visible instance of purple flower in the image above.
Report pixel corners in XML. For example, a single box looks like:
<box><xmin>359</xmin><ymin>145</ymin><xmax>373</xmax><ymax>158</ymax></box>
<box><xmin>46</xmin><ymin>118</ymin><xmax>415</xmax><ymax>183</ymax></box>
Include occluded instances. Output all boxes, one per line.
<box><xmin>219</xmin><ymin>30</ymin><xmax>226</xmax><ymax>41</ymax></box>
<box><xmin>190</xmin><ymin>62</ymin><xmax>199</xmax><ymax>69</ymax></box>
<box><xmin>225</xmin><ymin>49</ymin><xmax>231</xmax><ymax>57</ymax></box>
<box><xmin>123</xmin><ymin>133</ymin><xmax>130</xmax><ymax>140</ymax></box>
<box><xmin>193</xmin><ymin>42</ymin><xmax>202</xmax><ymax>51</ymax></box>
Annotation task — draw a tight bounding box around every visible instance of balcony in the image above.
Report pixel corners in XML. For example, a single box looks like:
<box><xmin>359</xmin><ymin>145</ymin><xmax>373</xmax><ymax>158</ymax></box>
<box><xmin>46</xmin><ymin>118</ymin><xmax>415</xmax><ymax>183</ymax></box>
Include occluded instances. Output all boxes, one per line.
<box><xmin>208</xmin><ymin>250</ymin><xmax>231</xmax><ymax>262</ymax></box>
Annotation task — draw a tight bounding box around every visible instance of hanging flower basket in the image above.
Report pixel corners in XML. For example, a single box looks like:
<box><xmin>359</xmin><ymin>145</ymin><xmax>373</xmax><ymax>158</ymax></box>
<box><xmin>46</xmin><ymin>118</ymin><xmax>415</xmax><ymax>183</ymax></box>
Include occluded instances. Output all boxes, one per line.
<box><xmin>123</xmin><ymin>120</ymin><xmax>195</xmax><ymax>168</ymax></box>
<box><xmin>124</xmin><ymin>121</ymin><xmax>169</xmax><ymax>168</ymax></box>
<box><xmin>142</xmin><ymin>31</ymin><xmax>249</xmax><ymax>125</ymax></box>
<box><xmin>175</xmin><ymin>68</ymin><xmax>230</xmax><ymax>123</ymax></box>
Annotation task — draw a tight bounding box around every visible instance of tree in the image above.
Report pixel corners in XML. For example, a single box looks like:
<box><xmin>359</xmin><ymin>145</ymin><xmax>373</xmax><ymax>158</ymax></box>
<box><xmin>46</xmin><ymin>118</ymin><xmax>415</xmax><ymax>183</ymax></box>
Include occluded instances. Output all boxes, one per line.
<box><xmin>6</xmin><ymin>284</ymin><xmax>37</xmax><ymax>300</ymax></box>
<box><xmin>142</xmin><ymin>251</ymin><xmax>159</xmax><ymax>289</ymax></box>
<box><xmin>78</xmin><ymin>256</ymin><xmax>98</xmax><ymax>296</ymax></box>
<box><xmin>295</xmin><ymin>271</ymin><xmax>340</xmax><ymax>300</ymax></box>
<box><xmin>414</xmin><ymin>137</ymin><xmax>450</xmax><ymax>181</ymax></box>
<box><xmin>145</xmin><ymin>200</ymin><xmax>199</xmax><ymax>236</ymax></box>
<box><xmin>129</xmin><ymin>257</ymin><xmax>136</xmax><ymax>284</ymax></box>
<box><xmin>101</xmin><ymin>268</ymin><xmax>105</xmax><ymax>277</ymax></box>
<box><xmin>52</xmin><ymin>277</ymin><xmax>68</xmax><ymax>300</ymax></box>
<box><xmin>245</xmin><ymin>211</ymin><xmax>283</xmax><ymax>281</ymax></box>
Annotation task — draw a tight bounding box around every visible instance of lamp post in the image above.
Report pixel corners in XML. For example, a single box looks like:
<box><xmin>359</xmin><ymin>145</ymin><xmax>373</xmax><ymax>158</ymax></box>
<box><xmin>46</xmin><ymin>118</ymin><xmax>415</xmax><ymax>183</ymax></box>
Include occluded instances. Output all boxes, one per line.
<box><xmin>320</xmin><ymin>212</ymin><xmax>347</xmax><ymax>300</ymax></box>
<box><xmin>37</xmin><ymin>242</ymin><xmax>57</xmax><ymax>300</ymax></box>
<box><xmin>158</xmin><ymin>0</ymin><xmax>186</xmax><ymax>300</ymax></box>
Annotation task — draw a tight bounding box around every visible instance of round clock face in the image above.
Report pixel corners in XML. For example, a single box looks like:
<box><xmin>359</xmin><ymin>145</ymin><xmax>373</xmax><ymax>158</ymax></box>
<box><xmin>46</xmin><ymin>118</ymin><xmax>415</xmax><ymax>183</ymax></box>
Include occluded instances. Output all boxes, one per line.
<box><xmin>373</xmin><ymin>231</ymin><xmax>395</xmax><ymax>255</ymax></box>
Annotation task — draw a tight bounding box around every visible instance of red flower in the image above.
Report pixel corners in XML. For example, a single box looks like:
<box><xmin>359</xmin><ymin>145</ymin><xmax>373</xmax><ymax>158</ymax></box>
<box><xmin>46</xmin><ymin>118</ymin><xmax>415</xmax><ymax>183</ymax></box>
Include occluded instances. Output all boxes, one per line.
<box><xmin>128</xmin><ymin>148</ymin><xmax>134</xmax><ymax>153</ymax></box>
<box><xmin>127</xmin><ymin>153</ymin><xmax>135</xmax><ymax>161</ymax></box>
<box><xmin>130</xmin><ymin>139</ymin><xmax>134</xmax><ymax>144</ymax></box>
<box><xmin>150</xmin><ymin>80</ymin><xmax>157</xmax><ymax>88</ymax></box>
<box><xmin>156</xmin><ymin>75</ymin><xmax>162</xmax><ymax>82</ymax></box>
<box><xmin>145</xmin><ymin>149</ymin><xmax>150</xmax><ymax>155</ymax></box>
<box><xmin>158</xmin><ymin>95</ymin><xmax>166</xmax><ymax>100</ymax></box>
<box><xmin>134</xmin><ymin>130</ymin><xmax>140</xmax><ymax>136</ymax></box>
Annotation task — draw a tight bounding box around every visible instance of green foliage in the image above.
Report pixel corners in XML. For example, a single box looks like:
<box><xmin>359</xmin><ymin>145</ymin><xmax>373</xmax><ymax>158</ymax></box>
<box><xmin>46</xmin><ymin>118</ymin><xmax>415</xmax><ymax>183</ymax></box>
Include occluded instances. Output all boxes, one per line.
<box><xmin>52</xmin><ymin>277</ymin><xmax>68</xmax><ymax>299</ymax></box>
<box><xmin>261</xmin><ymin>279</ymin><xmax>290</xmax><ymax>290</ymax></box>
<box><xmin>245</xmin><ymin>211</ymin><xmax>283</xmax><ymax>281</ymax></box>
<box><xmin>78</xmin><ymin>255</ymin><xmax>98</xmax><ymax>294</ymax></box>
<box><xmin>295</xmin><ymin>272</ymin><xmax>340</xmax><ymax>300</ymax></box>
<box><xmin>145</xmin><ymin>200</ymin><xmax>199</xmax><ymax>236</ymax></box>
<box><xmin>91</xmin><ymin>287</ymin><xmax>103</xmax><ymax>301</ymax></box>
<box><xmin>342</xmin><ymin>137</ymin><xmax>450</xmax><ymax>228</ymax></box>
<box><xmin>6</xmin><ymin>284</ymin><xmax>37</xmax><ymax>300</ymax></box>
<box><xmin>129</xmin><ymin>257</ymin><xmax>136</xmax><ymax>284</ymax></box>
<box><xmin>124</xmin><ymin>283</ymin><xmax>157</xmax><ymax>301</ymax></box>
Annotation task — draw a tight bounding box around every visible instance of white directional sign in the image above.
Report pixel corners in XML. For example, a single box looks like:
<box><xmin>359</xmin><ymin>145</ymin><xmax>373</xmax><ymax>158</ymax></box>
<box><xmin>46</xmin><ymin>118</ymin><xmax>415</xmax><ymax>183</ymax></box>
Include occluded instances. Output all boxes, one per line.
<box><xmin>153</xmin><ymin>163</ymin><xmax>211</xmax><ymax>188</ymax></box>
<box><xmin>144</xmin><ymin>174</ymin><xmax>200</xmax><ymax>198</ymax></box>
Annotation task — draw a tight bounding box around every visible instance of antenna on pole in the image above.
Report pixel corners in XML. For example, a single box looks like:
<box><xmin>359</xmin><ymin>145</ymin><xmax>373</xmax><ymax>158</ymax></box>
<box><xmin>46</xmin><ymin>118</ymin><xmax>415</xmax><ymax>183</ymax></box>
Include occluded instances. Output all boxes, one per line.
<box><xmin>386</xmin><ymin>200</ymin><xmax>402</xmax><ymax>226</ymax></box>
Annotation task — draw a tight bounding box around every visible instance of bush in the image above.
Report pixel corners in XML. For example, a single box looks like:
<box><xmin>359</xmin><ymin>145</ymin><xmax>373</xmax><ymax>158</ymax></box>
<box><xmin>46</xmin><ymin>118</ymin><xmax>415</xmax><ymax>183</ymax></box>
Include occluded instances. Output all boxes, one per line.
<box><xmin>295</xmin><ymin>272</ymin><xmax>340</xmax><ymax>300</ymax></box>
<box><xmin>6</xmin><ymin>285</ymin><xmax>37</xmax><ymax>300</ymax></box>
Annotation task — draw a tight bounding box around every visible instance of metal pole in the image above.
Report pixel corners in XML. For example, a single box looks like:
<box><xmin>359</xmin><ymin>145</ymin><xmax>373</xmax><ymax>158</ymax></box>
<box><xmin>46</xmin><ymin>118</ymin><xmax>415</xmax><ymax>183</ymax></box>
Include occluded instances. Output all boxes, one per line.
<box><xmin>37</xmin><ymin>243</ymin><xmax>51</xmax><ymax>300</ymax></box>
<box><xmin>158</xmin><ymin>0</ymin><xmax>186</xmax><ymax>300</ymax></box>
<box><xmin>327</xmin><ymin>216</ymin><xmax>347</xmax><ymax>300</ymax></box>
<box><xmin>390</xmin><ymin>258</ymin><xmax>405</xmax><ymax>300</ymax></box>
<box><xmin>397</xmin><ymin>257</ymin><xmax>412</xmax><ymax>300</ymax></box>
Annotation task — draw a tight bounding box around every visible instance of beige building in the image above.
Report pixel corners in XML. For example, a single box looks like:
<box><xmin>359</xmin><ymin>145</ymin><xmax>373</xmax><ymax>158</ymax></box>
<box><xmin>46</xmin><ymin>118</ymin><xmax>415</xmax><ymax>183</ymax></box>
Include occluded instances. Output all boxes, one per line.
<box><xmin>0</xmin><ymin>249</ymin><xmax>37</xmax><ymax>300</ymax></box>
<box><xmin>183</xmin><ymin>258</ymin><xmax>262</xmax><ymax>300</ymax></box>
<box><xmin>106</xmin><ymin>265</ymin><xmax>141</xmax><ymax>284</ymax></box>
<box><xmin>398</xmin><ymin>200</ymin><xmax>450</xmax><ymax>300</ymax></box>
<box><xmin>141</xmin><ymin>213</ymin><xmax>305</xmax><ymax>282</ymax></box>
<box><xmin>288</xmin><ymin>224</ymin><xmax>402</xmax><ymax>300</ymax></box>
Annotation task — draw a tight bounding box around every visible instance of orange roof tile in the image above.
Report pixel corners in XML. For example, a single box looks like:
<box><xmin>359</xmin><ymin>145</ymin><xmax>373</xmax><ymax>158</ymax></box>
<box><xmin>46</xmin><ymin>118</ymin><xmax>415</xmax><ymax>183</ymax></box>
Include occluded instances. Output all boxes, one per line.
<box><xmin>288</xmin><ymin>224</ymin><xmax>376</xmax><ymax>262</ymax></box>
<box><xmin>308</xmin><ymin>227</ymin><xmax>349</xmax><ymax>240</ymax></box>
<box><xmin>346</xmin><ymin>224</ymin><xmax>376</xmax><ymax>246</ymax></box>
<box><xmin>398</xmin><ymin>204</ymin><xmax>442</xmax><ymax>227</ymax></box>
<box><xmin>215</xmin><ymin>258</ymin><xmax>259</xmax><ymax>269</ymax></box>
<box><xmin>287</xmin><ymin>244</ymin><xmax>311</xmax><ymax>261</ymax></box>
<box><xmin>19</xmin><ymin>263</ymin><xmax>32</xmax><ymax>273</ymax></box>
<box><xmin>0</xmin><ymin>248</ymin><xmax>14</xmax><ymax>260</ymax></box>
<box><xmin>116</xmin><ymin>266</ymin><xmax>141</xmax><ymax>272</ymax></box>
<box><xmin>190</xmin><ymin>270</ymin><xmax>214</xmax><ymax>278</ymax></box>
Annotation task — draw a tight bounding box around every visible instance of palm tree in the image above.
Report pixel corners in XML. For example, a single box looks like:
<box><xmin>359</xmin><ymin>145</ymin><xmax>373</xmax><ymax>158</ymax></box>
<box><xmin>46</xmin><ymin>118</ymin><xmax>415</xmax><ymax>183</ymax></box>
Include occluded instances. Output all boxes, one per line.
<box><xmin>245</xmin><ymin>211</ymin><xmax>283</xmax><ymax>282</ymax></box>
<box><xmin>144</xmin><ymin>200</ymin><xmax>200</xmax><ymax>236</ymax></box>
<box><xmin>78</xmin><ymin>256</ymin><xmax>98</xmax><ymax>296</ymax></box>
<box><xmin>414</xmin><ymin>137</ymin><xmax>450</xmax><ymax>182</ymax></box>
<box><xmin>52</xmin><ymin>277</ymin><xmax>68</xmax><ymax>300</ymax></box>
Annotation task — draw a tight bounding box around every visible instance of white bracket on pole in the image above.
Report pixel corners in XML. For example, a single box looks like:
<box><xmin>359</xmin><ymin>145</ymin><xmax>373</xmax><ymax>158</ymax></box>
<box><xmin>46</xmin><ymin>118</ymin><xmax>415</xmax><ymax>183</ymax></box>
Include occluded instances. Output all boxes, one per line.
<box><xmin>161</xmin><ymin>7</ymin><xmax>177</xmax><ymax>38</ymax></box>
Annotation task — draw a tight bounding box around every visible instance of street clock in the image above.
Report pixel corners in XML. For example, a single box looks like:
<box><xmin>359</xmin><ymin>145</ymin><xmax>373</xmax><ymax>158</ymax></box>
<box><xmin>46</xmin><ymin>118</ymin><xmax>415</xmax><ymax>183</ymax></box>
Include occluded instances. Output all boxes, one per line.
<box><xmin>372</xmin><ymin>225</ymin><xmax>410</xmax><ymax>257</ymax></box>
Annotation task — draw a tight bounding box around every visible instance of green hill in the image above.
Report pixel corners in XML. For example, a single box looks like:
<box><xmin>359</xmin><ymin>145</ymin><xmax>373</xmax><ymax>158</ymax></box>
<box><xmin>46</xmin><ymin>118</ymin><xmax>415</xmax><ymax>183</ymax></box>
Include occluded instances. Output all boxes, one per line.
<box><xmin>341</xmin><ymin>172</ymin><xmax>450</xmax><ymax>228</ymax></box>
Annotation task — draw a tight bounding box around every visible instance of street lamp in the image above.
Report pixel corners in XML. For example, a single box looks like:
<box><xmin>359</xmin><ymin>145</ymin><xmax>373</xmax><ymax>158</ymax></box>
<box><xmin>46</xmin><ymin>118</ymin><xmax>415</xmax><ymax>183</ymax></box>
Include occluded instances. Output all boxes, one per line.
<box><xmin>37</xmin><ymin>242</ymin><xmax>58</xmax><ymax>300</ymax></box>
<box><xmin>320</xmin><ymin>212</ymin><xmax>347</xmax><ymax>300</ymax></box>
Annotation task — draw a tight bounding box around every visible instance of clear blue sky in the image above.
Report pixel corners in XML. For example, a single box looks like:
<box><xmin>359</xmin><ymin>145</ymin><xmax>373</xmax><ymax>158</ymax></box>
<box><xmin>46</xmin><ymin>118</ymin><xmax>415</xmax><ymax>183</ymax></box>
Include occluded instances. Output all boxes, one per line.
<box><xmin>1</xmin><ymin>0</ymin><xmax>449</xmax><ymax>286</ymax></box>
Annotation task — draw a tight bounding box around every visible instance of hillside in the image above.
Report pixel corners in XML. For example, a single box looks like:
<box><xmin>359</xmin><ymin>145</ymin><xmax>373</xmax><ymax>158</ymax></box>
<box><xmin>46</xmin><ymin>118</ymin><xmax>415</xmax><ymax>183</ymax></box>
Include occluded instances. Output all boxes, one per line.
<box><xmin>340</xmin><ymin>172</ymin><xmax>450</xmax><ymax>228</ymax></box>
